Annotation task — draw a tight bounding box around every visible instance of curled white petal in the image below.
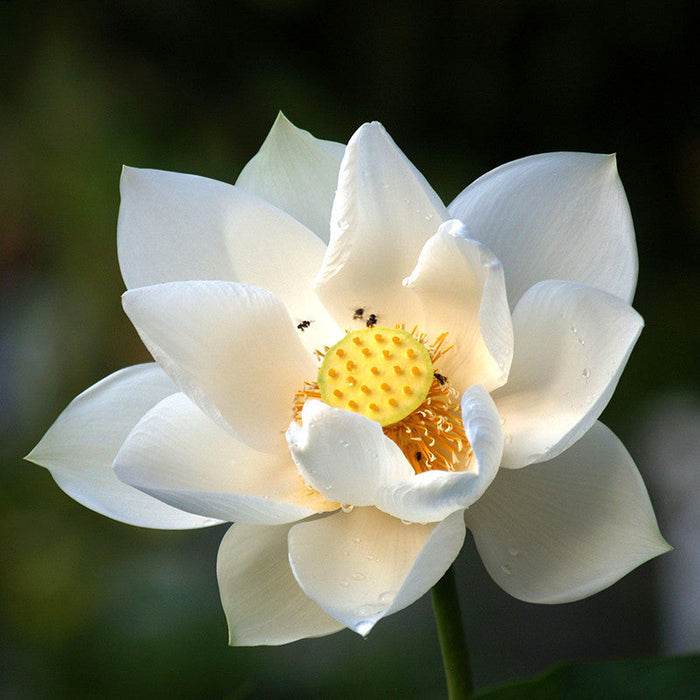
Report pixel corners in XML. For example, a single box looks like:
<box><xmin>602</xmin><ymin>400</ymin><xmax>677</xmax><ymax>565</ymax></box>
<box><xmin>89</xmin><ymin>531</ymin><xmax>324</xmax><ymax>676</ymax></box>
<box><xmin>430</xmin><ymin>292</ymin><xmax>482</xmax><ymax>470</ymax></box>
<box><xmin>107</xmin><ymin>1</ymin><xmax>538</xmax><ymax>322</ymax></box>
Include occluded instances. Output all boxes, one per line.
<box><xmin>493</xmin><ymin>280</ymin><xmax>643</xmax><ymax>468</ymax></box>
<box><xmin>375</xmin><ymin>385</ymin><xmax>502</xmax><ymax>523</ymax></box>
<box><xmin>26</xmin><ymin>364</ymin><xmax>219</xmax><ymax>529</ymax></box>
<box><xmin>405</xmin><ymin>219</ymin><xmax>513</xmax><ymax>392</ymax></box>
<box><xmin>217</xmin><ymin>522</ymin><xmax>344</xmax><ymax>645</ymax></box>
<box><xmin>464</xmin><ymin>422</ymin><xmax>671</xmax><ymax>603</ymax></box>
<box><xmin>286</xmin><ymin>400</ymin><xmax>413</xmax><ymax>507</ymax></box>
<box><xmin>449</xmin><ymin>152</ymin><xmax>638</xmax><ymax>306</ymax></box>
<box><xmin>288</xmin><ymin>507</ymin><xmax>465</xmax><ymax>635</ymax></box>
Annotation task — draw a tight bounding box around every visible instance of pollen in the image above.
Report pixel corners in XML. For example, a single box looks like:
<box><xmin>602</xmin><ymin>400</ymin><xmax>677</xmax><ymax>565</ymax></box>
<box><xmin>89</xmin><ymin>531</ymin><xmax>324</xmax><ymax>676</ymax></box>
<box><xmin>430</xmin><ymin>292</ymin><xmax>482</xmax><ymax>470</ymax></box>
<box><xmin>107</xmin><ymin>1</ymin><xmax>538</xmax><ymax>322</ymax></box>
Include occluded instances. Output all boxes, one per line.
<box><xmin>317</xmin><ymin>327</ymin><xmax>434</xmax><ymax>426</ymax></box>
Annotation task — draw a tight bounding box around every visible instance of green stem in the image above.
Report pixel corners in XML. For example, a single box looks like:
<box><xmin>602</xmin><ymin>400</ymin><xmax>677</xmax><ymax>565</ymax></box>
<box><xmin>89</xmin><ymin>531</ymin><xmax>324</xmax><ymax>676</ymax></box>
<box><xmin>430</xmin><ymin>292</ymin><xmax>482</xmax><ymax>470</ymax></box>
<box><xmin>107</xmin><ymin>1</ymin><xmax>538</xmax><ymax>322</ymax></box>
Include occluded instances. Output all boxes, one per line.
<box><xmin>431</xmin><ymin>564</ymin><xmax>474</xmax><ymax>699</ymax></box>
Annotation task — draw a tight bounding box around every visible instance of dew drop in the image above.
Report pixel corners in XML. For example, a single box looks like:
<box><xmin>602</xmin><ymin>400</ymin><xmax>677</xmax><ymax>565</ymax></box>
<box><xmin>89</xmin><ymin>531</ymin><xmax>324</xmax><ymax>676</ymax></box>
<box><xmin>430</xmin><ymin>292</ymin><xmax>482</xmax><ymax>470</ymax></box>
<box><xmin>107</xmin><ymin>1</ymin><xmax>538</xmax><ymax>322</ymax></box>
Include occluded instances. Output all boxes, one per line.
<box><xmin>504</xmin><ymin>435</ymin><xmax>513</xmax><ymax>445</ymax></box>
<box><xmin>337</xmin><ymin>217</ymin><xmax>349</xmax><ymax>231</ymax></box>
<box><xmin>582</xmin><ymin>367</ymin><xmax>590</xmax><ymax>378</ymax></box>
<box><xmin>527</xmin><ymin>453</ymin><xmax>540</xmax><ymax>462</ymax></box>
<box><xmin>578</xmin><ymin>337</ymin><xmax>585</xmax><ymax>345</ymax></box>
<box><xmin>366</xmin><ymin>554</ymin><xmax>375</xmax><ymax>561</ymax></box>
<box><xmin>341</xmin><ymin>504</ymin><xmax>354</xmax><ymax>513</ymax></box>
<box><xmin>508</xmin><ymin>546</ymin><xmax>519</xmax><ymax>557</ymax></box>
<box><xmin>501</xmin><ymin>563</ymin><xmax>512</xmax><ymax>575</ymax></box>
<box><xmin>352</xmin><ymin>572</ymin><xmax>366</xmax><ymax>581</ymax></box>
<box><xmin>400</xmin><ymin>518</ymin><xmax>413</xmax><ymax>525</ymax></box>
<box><xmin>500</xmin><ymin>416</ymin><xmax>506</xmax><ymax>425</ymax></box>
<box><xmin>570</xmin><ymin>325</ymin><xmax>577</xmax><ymax>334</ymax></box>
<box><xmin>340</xmin><ymin>580</ymin><xmax>349</xmax><ymax>588</ymax></box>
<box><xmin>379</xmin><ymin>591</ymin><xmax>395</xmax><ymax>604</ymax></box>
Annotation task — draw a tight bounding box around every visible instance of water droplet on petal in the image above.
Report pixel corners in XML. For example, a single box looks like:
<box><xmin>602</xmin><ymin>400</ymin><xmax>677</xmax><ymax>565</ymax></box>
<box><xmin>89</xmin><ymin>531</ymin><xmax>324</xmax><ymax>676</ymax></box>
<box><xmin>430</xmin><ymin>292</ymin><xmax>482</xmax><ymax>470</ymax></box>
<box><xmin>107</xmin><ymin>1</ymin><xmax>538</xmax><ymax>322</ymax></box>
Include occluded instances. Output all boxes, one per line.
<box><xmin>379</xmin><ymin>591</ymin><xmax>395</xmax><ymax>604</ymax></box>
<box><xmin>504</xmin><ymin>435</ymin><xmax>513</xmax><ymax>445</ymax></box>
<box><xmin>501</xmin><ymin>563</ymin><xmax>512</xmax><ymax>575</ymax></box>
<box><xmin>352</xmin><ymin>572</ymin><xmax>365</xmax><ymax>581</ymax></box>
<box><xmin>578</xmin><ymin>337</ymin><xmax>585</xmax><ymax>345</ymax></box>
<box><xmin>341</xmin><ymin>504</ymin><xmax>354</xmax><ymax>513</ymax></box>
<box><xmin>508</xmin><ymin>546</ymin><xmax>519</xmax><ymax>557</ymax></box>
<box><xmin>400</xmin><ymin>518</ymin><xmax>413</xmax><ymax>525</ymax></box>
<box><xmin>582</xmin><ymin>368</ymin><xmax>590</xmax><ymax>378</ymax></box>
<box><xmin>340</xmin><ymin>580</ymin><xmax>349</xmax><ymax>587</ymax></box>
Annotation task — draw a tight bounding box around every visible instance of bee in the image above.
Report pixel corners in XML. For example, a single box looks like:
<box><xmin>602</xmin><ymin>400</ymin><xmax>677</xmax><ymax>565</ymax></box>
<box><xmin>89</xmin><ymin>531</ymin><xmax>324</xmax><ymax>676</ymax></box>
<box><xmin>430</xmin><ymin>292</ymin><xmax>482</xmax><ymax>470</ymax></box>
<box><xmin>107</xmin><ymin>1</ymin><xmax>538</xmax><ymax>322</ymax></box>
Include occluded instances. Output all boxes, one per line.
<box><xmin>366</xmin><ymin>313</ymin><xmax>378</xmax><ymax>328</ymax></box>
<box><xmin>353</xmin><ymin>307</ymin><xmax>365</xmax><ymax>320</ymax></box>
<box><xmin>297</xmin><ymin>320</ymin><xmax>312</xmax><ymax>331</ymax></box>
<box><xmin>434</xmin><ymin>372</ymin><xmax>447</xmax><ymax>385</ymax></box>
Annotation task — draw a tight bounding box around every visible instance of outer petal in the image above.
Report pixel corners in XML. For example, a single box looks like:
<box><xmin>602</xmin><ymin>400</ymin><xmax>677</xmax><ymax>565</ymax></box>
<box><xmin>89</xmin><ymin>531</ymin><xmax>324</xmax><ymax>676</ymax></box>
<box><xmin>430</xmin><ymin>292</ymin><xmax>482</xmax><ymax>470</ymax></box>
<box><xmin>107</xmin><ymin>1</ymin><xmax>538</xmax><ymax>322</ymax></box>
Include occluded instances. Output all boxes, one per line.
<box><xmin>217</xmin><ymin>522</ymin><xmax>345</xmax><ymax>645</ymax></box>
<box><xmin>25</xmin><ymin>364</ymin><xmax>219</xmax><ymax>529</ymax></box>
<box><xmin>122</xmin><ymin>281</ymin><xmax>317</xmax><ymax>453</ymax></box>
<box><xmin>375</xmin><ymin>386</ymin><xmax>502</xmax><ymax>523</ymax></box>
<box><xmin>493</xmin><ymin>280</ymin><xmax>643</xmax><ymax>469</ymax></box>
<box><xmin>448</xmin><ymin>152</ymin><xmax>638</xmax><ymax>306</ymax></box>
<box><xmin>314</xmin><ymin>122</ymin><xmax>448</xmax><ymax>328</ymax></box>
<box><xmin>404</xmin><ymin>219</ymin><xmax>513</xmax><ymax>392</ymax></box>
<box><xmin>286</xmin><ymin>400</ymin><xmax>414</xmax><ymax>506</ymax></box>
<box><xmin>118</xmin><ymin>166</ymin><xmax>340</xmax><ymax>353</ymax></box>
<box><xmin>288</xmin><ymin>507</ymin><xmax>465</xmax><ymax>635</ymax></box>
<box><xmin>464</xmin><ymin>422</ymin><xmax>671</xmax><ymax>603</ymax></box>
<box><xmin>236</xmin><ymin>112</ymin><xmax>345</xmax><ymax>243</ymax></box>
<box><xmin>115</xmin><ymin>393</ymin><xmax>332</xmax><ymax>524</ymax></box>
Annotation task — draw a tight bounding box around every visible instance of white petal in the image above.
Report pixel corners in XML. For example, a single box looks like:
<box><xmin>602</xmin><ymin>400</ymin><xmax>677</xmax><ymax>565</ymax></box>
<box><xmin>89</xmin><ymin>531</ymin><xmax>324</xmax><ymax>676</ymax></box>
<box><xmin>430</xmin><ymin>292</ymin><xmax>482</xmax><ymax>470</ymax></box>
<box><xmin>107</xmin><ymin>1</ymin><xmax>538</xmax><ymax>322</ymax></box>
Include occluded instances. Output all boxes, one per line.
<box><xmin>464</xmin><ymin>422</ymin><xmax>671</xmax><ymax>603</ymax></box>
<box><xmin>118</xmin><ymin>166</ymin><xmax>340</xmax><ymax>354</ymax></box>
<box><xmin>405</xmin><ymin>219</ymin><xmax>513</xmax><ymax>392</ymax></box>
<box><xmin>25</xmin><ymin>364</ymin><xmax>218</xmax><ymax>529</ymax></box>
<box><xmin>122</xmin><ymin>281</ymin><xmax>317</xmax><ymax>452</ymax></box>
<box><xmin>236</xmin><ymin>112</ymin><xmax>345</xmax><ymax>243</ymax></box>
<box><xmin>314</xmin><ymin>122</ymin><xmax>448</xmax><ymax>328</ymax></box>
<box><xmin>375</xmin><ymin>386</ymin><xmax>502</xmax><ymax>523</ymax></box>
<box><xmin>494</xmin><ymin>280</ymin><xmax>643</xmax><ymax>468</ymax></box>
<box><xmin>217</xmin><ymin>522</ymin><xmax>344</xmax><ymax>645</ymax></box>
<box><xmin>288</xmin><ymin>507</ymin><xmax>465</xmax><ymax>635</ymax></box>
<box><xmin>448</xmin><ymin>152</ymin><xmax>638</xmax><ymax>306</ymax></box>
<box><xmin>115</xmin><ymin>393</ymin><xmax>330</xmax><ymax>524</ymax></box>
<box><xmin>286</xmin><ymin>400</ymin><xmax>413</xmax><ymax>506</ymax></box>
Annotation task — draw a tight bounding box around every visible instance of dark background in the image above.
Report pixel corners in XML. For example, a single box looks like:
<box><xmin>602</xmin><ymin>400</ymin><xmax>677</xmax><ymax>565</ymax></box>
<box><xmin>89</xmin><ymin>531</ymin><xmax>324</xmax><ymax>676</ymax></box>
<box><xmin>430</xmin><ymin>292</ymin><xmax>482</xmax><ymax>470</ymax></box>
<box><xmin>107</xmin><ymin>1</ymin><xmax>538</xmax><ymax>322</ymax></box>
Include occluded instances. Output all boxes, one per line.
<box><xmin>2</xmin><ymin>1</ymin><xmax>699</xmax><ymax>697</ymax></box>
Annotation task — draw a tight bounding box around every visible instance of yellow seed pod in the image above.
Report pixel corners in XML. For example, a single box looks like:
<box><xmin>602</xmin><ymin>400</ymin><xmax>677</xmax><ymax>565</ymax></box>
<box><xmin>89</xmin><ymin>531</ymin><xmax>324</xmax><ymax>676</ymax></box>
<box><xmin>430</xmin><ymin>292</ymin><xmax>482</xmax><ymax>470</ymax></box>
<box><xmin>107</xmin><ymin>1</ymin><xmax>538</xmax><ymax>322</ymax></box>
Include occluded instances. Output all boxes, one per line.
<box><xmin>318</xmin><ymin>327</ymin><xmax>434</xmax><ymax>426</ymax></box>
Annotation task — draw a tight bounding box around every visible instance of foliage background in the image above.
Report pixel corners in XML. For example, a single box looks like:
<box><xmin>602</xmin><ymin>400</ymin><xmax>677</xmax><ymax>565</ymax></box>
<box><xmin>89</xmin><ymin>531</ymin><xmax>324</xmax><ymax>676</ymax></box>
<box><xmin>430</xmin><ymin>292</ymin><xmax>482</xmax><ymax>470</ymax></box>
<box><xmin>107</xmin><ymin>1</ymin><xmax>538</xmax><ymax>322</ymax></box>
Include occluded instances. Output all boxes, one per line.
<box><xmin>1</xmin><ymin>1</ymin><xmax>698</xmax><ymax>697</ymax></box>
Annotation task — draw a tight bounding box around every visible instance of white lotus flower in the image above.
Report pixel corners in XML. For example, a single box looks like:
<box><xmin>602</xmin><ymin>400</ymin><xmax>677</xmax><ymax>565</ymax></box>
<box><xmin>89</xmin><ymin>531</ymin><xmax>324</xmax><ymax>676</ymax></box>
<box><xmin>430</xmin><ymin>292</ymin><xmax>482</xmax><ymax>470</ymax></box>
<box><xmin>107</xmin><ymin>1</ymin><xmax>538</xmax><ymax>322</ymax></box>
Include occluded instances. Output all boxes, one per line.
<box><xmin>27</xmin><ymin>114</ymin><xmax>670</xmax><ymax>645</ymax></box>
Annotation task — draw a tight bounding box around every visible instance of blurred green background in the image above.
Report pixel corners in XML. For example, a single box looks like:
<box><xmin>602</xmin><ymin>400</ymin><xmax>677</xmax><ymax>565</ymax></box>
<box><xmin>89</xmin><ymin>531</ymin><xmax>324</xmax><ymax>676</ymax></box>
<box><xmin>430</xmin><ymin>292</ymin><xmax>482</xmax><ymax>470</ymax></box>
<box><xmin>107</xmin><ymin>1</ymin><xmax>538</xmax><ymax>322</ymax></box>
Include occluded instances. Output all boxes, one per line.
<box><xmin>2</xmin><ymin>0</ymin><xmax>699</xmax><ymax>698</ymax></box>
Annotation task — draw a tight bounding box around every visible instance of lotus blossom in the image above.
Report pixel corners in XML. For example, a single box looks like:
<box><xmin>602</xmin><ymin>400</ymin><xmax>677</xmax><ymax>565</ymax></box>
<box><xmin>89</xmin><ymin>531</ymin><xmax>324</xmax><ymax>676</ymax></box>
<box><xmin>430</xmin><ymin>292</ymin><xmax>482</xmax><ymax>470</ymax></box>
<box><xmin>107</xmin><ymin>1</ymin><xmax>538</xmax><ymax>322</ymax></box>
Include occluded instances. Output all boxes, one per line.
<box><xmin>27</xmin><ymin>114</ymin><xmax>669</xmax><ymax>645</ymax></box>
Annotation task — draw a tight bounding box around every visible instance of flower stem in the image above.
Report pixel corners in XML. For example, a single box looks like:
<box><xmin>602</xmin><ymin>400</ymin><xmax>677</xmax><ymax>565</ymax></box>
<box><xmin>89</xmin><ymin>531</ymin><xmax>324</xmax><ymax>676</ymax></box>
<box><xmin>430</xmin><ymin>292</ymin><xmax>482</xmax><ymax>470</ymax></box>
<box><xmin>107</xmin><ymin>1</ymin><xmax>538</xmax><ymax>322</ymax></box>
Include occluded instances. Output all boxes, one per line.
<box><xmin>431</xmin><ymin>564</ymin><xmax>474</xmax><ymax>699</ymax></box>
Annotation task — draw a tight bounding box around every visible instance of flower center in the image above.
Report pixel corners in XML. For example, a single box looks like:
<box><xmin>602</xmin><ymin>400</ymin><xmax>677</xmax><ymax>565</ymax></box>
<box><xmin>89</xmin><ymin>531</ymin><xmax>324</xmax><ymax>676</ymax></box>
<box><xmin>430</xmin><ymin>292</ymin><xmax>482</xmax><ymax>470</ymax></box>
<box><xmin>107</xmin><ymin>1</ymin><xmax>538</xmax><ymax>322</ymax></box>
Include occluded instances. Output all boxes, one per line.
<box><xmin>317</xmin><ymin>327</ymin><xmax>434</xmax><ymax>426</ymax></box>
<box><xmin>293</xmin><ymin>326</ymin><xmax>471</xmax><ymax>475</ymax></box>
